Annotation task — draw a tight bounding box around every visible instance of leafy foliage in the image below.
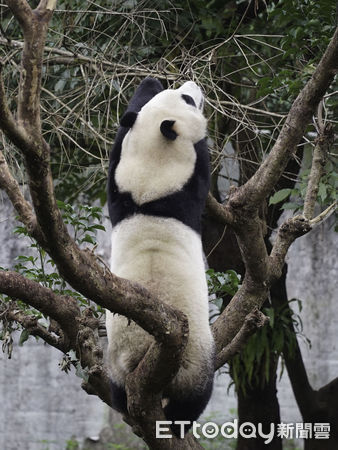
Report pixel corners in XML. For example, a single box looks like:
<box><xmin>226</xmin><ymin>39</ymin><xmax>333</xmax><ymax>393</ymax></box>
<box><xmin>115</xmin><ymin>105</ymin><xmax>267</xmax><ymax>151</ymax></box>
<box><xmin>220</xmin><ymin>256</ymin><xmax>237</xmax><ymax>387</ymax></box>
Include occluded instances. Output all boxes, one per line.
<box><xmin>230</xmin><ymin>299</ymin><xmax>310</xmax><ymax>395</ymax></box>
<box><xmin>269</xmin><ymin>161</ymin><xmax>337</xmax><ymax>214</ymax></box>
<box><xmin>207</xmin><ymin>268</ymin><xmax>241</xmax><ymax>311</ymax></box>
<box><xmin>207</xmin><ymin>267</ymin><xmax>311</xmax><ymax>394</ymax></box>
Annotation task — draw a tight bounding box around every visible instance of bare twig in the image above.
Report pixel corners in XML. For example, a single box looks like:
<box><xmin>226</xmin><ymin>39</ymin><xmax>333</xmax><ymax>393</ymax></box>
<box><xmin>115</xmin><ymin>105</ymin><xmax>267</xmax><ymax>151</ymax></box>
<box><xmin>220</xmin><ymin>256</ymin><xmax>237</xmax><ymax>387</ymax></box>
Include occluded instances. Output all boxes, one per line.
<box><xmin>303</xmin><ymin>111</ymin><xmax>333</xmax><ymax>219</ymax></box>
<box><xmin>5</xmin><ymin>307</ymin><xmax>65</xmax><ymax>350</ymax></box>
<box><xmin>230</xmin><ymin>27</ymin><xmax>338</xmax><ymax>208</ymax></box>
<box><xmin>310</xmin><ymin>201</ymin><xmax>337</xmax><ymax>226</ymax></box>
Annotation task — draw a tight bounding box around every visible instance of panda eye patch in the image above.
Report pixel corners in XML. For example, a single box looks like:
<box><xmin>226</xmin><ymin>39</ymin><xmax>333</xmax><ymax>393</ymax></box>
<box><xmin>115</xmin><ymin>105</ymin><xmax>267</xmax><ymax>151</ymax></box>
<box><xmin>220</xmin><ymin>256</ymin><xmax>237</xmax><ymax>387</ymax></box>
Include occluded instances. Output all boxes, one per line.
<box><xmin>181</xmin><ymin>94</ymin><xmax>196</xmax><ymax>107</ymax></box>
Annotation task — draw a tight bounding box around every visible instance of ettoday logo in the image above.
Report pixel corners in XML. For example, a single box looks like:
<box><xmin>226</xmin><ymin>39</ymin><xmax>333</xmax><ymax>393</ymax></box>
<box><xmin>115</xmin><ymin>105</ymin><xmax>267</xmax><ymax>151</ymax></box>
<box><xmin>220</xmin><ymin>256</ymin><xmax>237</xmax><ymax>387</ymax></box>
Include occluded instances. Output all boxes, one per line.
<box><xmin>156</xmin><ymin>419</ymin><xmax>275</xmax><ymax>443</ymax></box>
<box><xmin>156</xmin><ymin>420</ymin><xmax>331</xmax><ymax>442</ymax></box>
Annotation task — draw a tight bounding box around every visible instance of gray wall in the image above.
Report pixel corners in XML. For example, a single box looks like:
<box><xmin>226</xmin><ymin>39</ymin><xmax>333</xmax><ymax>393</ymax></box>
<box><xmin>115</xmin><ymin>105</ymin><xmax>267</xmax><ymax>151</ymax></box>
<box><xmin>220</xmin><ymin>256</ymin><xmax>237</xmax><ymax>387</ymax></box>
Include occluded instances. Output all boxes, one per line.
<box><xmin>0</xmin><ymin>197</ymin><xmax>107</xmax><ymax>450</ymax></box>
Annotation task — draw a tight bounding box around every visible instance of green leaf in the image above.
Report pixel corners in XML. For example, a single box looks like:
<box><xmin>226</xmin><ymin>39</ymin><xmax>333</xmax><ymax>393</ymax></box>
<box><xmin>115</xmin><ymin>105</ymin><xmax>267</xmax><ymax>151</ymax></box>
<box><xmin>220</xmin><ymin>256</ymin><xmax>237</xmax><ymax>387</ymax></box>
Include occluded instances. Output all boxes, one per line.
<box><xmin>19</xmin><ymin>329</ymin><xmax>30</xmax><ymax>346</ymax></box>
<box><xmin>269</xmin><ymin>188</ymin><xmax>292</xmax><ymax>205</ymax></box>
<box><xmin>56</xmin><ymin>200</ymin><xmax>66</xmax><ymax>209</ymax></box>
<box><xmin>280</xmin><ymin>202</ymin><xmax>300</xmax><ymax>210</ymax></box>
<box><xmin>87</xmin><ymin>224</ymin><xmax>106</xmax><ymax>232</ymax></box>
<box><xmin>318</xmin><ymin>183</ymin><xmax>327</xmax><ymax>203</ymax></box>
<box><xmin>81</xmin><ymin>234</ymin><xmax>96</xmax><ymax>245</ymax></box>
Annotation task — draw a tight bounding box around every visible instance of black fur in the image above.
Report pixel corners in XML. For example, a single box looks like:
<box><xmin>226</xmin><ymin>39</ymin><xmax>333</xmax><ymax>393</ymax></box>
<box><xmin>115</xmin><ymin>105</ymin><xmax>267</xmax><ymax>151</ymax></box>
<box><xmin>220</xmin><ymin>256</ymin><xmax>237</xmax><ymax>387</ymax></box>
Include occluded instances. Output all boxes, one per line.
<box><xmin>160</xmin><ymin>119</ymin><xmax>177</xmax><ymax>140</ymax></box>
<box><xmin>110</xmin><ymin>380</ymin><xmax>127</xmax><ymax>414</ymax></box>
<box><xmin>120</xmin><ymin>111</ymin><xmax>138</xmax><ymax>128</ymax></box>
<box><xmin>181</xmin><ymin>94</ymin><xmax>196</xmax><ymax>107</ymax></box>
<box><xmin>110</xmin><ymin>374</ymin><xmax>214</xmax><ymax>437</ymax></box>
<box><xmin>164</xmin><ymin>377</ymin><xmax>214</xmax><ymax>436</ymax></box>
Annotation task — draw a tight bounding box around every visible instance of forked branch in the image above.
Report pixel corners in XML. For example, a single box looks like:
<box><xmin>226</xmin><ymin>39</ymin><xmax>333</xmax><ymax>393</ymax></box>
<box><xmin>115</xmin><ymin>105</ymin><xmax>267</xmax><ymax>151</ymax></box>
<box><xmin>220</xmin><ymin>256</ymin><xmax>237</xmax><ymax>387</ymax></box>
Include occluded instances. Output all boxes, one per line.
<box><xmin>212</xmin><ymin>26</ymin><xmax>338</xmax><ymax>360</ymax></box>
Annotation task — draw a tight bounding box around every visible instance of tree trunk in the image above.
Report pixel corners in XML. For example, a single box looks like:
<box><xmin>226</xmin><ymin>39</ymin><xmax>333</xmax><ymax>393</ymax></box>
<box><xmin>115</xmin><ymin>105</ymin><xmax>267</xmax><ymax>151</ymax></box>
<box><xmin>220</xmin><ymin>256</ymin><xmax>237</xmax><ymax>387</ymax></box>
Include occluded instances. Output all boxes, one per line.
<box><xmin>236</xmin><ymin>356</ymin><xmax>282</xmax><ymax>450</ymax></box>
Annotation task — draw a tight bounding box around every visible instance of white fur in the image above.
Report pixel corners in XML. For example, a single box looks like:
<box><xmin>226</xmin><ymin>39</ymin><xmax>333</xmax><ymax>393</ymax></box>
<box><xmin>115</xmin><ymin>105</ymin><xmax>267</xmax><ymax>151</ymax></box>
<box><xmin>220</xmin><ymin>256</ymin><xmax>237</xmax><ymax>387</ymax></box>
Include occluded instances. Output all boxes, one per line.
<box><xmin>115</xmin><ymin>85</ymin><xmax>207</xmax><ymax>205</ymax></box>
<box><xmin>177</xmin><ymin>81</ymin><xmax>205</xmax><ymax>110</ymax></box>
<box><xmin>106</xmin><ymin>215</ymin><xmax>213</xmax><ymax>391</ymax></box>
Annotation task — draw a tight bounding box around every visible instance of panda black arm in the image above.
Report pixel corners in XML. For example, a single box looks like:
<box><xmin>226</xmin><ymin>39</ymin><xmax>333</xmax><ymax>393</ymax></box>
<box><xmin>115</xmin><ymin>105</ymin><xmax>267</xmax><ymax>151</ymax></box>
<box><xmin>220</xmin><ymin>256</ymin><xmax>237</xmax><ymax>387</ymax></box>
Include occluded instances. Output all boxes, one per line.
<box><xmin>107</xmin><ymin>78</ymin><xmax>164</xmax><ymax>225</ymax></box>
<box><xmin>126</xmin><ymin>77</ymin><xmax>164</xmax><ymax>113</ymax></box>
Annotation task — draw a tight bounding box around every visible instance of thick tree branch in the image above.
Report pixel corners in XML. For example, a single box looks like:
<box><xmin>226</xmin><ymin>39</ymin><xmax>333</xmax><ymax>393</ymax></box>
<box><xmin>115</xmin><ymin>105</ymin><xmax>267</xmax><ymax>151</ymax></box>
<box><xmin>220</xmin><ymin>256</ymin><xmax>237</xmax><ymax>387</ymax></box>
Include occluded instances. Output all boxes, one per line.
<box><xmin>6</xmin><ymin>0</ymin><xmax>56</xmax><ymax>138</ymax></box>
<box><xmin>270</xmin><ymin>267</ymin><xmax>318</xmax><ymax>417</ymax></box>
<box><xmin>310</xmin><ymin>201</ymin><xmax>337</xmax><ymax>225</ymax></box>
<box><xmin>76</xmin><ymin>309</ymin><xmax>113</xmax><ymax>407</ymax></box>
<box><xmin>212</xmin><ymin>210</ymin><xmax>270</xmax><ymax>351</ymax></box>
<box><xmin>0</xmin><ymin>7</ymin><xmax>195</xmax><ymax>445</ymax></box>
<box><xmin>0</xmin><ymin>270</ymin><xmax>80</xmax><ymax>346</ymax></box>
<box><xmin>206</xmin><ymin>192</ymin><xmax>234</xmax><ymax>225</ymax></box>
<box><xmin>318</xmin><ymin>377</ymin><xmax>338</xmax><ymax>410</ymax></box>
<box><xmin>124</xmin><ymin>317</ymin><xmax>189</xmax><ymax>447</ymax></box>
<box><xmin>0</xmin><ymin>64</ymin><xmax>33</xmax><ymax>152</ymax></box>
<box><xmin>268</xmin><ymin>201</ymin><xmax>336</xmax><ymax>283</ymax></box>
<box><xmin>4</xmin><ymin>0</ymin><xmax>32</xmax><ymax>32</ymax></box>
<box><xmin>215</xmin><ymin>308</ymin><xmax>269</xmax><ymax>370</ymax></box>
<box><xmin>212</xmin><ymin>277</ymin><xmax>268</xmax><ymax>353</ymax></box>
<box><xmin>0</xmin><ymin>282</ymin><xmax>114</xmax><ymax>409</ymax></box>
<box><xmin>0</xmin><ymin>150</ymin><xmax>47</xmax><ymax>246</ymax></box>
<box><xmin>36</xmin><ymin>0</ymin><xmax>57</xmax><ymax>12</ymax></box>
<box><xmin>268</xmin><ymin>216</ymin><xmax>312</xmax><ymax>282</ymax></box>
<box><xmin>269</xmin><ymin>107</ymin><xmax>335</xmax><ymax>282</ymax></box>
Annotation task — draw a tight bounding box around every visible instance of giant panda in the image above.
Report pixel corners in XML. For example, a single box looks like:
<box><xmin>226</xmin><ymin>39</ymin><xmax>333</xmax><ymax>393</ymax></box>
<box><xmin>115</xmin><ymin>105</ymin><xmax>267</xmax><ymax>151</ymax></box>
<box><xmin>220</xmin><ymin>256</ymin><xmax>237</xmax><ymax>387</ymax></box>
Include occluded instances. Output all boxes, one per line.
<box><xmin>106</xmin><ymin>77</ymin><xmax>214</xmax><ymax>434</ymax></box>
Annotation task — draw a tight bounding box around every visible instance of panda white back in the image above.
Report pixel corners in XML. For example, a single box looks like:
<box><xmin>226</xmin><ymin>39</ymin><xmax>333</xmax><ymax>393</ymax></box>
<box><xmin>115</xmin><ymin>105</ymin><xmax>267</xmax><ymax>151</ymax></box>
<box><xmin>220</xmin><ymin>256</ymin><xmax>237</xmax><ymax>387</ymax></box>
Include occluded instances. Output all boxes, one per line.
<box><xmin>106</xmin><ymin>78</ymin><xmax>214</xmax><ymax>435</ymax></box>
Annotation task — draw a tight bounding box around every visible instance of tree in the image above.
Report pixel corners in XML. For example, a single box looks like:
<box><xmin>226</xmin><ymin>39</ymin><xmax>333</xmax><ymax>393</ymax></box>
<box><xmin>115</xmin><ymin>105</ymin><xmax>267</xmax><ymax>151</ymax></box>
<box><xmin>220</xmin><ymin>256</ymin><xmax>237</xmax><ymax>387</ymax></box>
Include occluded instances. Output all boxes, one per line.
<box><xmin>0</xmin><ymin>1</ymin><xmax>337</xmax><ymax>449</ymax></box>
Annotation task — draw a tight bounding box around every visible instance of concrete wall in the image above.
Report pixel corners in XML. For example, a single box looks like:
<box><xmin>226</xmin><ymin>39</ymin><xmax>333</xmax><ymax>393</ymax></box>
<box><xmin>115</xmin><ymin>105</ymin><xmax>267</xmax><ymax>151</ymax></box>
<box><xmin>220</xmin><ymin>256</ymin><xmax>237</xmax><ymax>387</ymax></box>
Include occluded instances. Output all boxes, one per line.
<box><xmin>0</xmin><ymin>197</ymin><xmax>108</xmax><ymax>450</ymax></box>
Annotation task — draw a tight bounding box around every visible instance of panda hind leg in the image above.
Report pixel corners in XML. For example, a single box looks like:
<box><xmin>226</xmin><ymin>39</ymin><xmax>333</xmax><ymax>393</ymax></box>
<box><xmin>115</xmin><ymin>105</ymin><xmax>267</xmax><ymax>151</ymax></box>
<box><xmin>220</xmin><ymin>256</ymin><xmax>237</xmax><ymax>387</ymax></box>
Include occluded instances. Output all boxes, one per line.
<box><xmin>110</xmin><ymin>380</ymin><xmax>128</xmax><ymax>415</ymax></box>
<box><xmin>163</xmin><ymin>379</ymin><xmax>214</xmax><ymax>437</ymax></box>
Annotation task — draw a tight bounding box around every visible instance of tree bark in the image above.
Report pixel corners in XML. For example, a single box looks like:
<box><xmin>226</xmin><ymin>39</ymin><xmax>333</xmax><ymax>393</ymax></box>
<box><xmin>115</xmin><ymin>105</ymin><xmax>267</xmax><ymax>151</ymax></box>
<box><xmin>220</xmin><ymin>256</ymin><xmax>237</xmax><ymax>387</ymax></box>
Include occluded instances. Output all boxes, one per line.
<box><xmin>236</xmin><ymin>357</ymin><xmax>282</xmax><ymax>450</ymax></box>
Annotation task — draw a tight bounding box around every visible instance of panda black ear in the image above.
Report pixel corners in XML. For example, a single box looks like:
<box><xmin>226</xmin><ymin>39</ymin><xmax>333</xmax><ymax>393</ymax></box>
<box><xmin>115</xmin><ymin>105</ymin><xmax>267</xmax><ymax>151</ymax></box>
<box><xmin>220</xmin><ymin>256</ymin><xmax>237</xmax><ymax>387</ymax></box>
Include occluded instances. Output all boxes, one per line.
<box><xmin>120</xmin><ymin>111</ymin><xmax>138</xmax><ymax>128</ymax></box>
<box><xmin>160</xmin><ymin>120</ymin><xmax>178</xmax><ymax>141</ymax></box>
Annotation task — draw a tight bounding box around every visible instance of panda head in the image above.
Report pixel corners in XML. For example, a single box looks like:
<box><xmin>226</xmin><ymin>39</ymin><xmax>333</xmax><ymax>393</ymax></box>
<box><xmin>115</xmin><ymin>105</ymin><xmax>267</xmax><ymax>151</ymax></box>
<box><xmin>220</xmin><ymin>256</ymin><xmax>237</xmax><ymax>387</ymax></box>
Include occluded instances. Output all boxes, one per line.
<box><xmin>115</xmin><ymin>81</ymin><xmax>208</xmax><ymax>205</ymax></box>
<box><xmin>120</xmin><ymin>81</ymin><xmax>206</xmax><ymax>142</ymax></box>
